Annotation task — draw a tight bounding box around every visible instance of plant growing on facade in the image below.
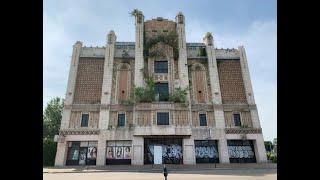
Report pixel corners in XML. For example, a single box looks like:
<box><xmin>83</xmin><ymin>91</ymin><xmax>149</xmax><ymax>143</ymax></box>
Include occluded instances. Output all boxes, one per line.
<box><xmin>129</xmin><ymin>9</ymin><xmax>140</xmax><ymax>17</ymax></box>
<box><xmin>144</xmin><ymin>31</ymin><xmax>179</xmax><ymax>59</ymax></box>
<box><xmin>133</xmin><ymin>67</ymin><xmax>156</xmax><ymax>103</ymax></box>
<box><xmin>197</xmin><ymin>47</ymin><xmax>207</xmax><ymax>57</ymax></box>
<box><xmin>169</xmin><ymin>87</ymin><xmax>188</xmax><ymax>104</ymax></box>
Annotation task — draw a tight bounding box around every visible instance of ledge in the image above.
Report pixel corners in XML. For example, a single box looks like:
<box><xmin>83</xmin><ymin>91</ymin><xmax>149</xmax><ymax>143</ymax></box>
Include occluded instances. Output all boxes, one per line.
<box><xmin>59</xmin><ymin>129</ymin><xmax>100</xmax><ymax>135</ymax></box>
<box><xmin>133</xmin><ymin>126</ymin><xmax>192</xmax><ymax>136</ymax></box>
<box><xmin>225</xmin><ymin>128</ymin><xmax>262</xmax><ymax>134</ymax></box>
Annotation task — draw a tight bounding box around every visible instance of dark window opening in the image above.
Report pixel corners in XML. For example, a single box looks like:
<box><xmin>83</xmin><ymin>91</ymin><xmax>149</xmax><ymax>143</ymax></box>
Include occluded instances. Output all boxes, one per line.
<box><xmin>118</xmin><ymin>113</ymin><xmax>125</xmax><ymax>126</ymax></box>
<box><xmin>157</xmin><ymin>112</ymin><xmax>169</xmax><ymax>125</ymax></box>
<box><xmin>199</xmin><ymin>114</ymin><xmax>207</xmax><ymax>126</ymax></box>
<box><xmin>198</xmin><ymin>91</ymin><xmax>202</xmax><ymax>93</ymax></box>
<box><xmin>122</xmin><ymin>90</ymin><xmax>125</xmax><ymax>94</ymax></box>
<box><xmin>233</xmin><ymin>113</ymin><xmax>241</xmax><ymax>126</ymax></box>
<box><xmin>81</xmin><ymin>114</ymin><xmax>89</xmax><ymax>127</ymax></box>
<box><xmin>155</xmin><ymin>83</ymin><xmax>169</xmax><ymax>101</ymax></box>
<box><xmin>154</xmin><ymin>61</ymin><xmax>168</xmax><ymax>73</ymax></box>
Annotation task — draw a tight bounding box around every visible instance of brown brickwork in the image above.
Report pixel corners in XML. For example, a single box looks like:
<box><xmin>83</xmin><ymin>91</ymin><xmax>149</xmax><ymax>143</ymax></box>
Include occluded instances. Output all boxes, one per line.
<box><xmin>144</xmin><ymin>19</ymin><xmax>176</xmax><ymax>39</ymax></box>
<box><xmin>73</xmin><ymin>58</ymin><xmax>104</xmax><ymax>104</ymax></box>
<box><xmin>217</xmin><ymin>60</ymin><xmax>247</xmax><ymax>104</ymax></box>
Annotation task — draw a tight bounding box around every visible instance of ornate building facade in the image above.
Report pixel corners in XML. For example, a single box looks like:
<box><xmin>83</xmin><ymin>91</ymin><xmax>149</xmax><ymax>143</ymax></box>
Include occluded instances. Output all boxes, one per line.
<box><xmin>54</xmin><ymin>11</ymin><xmax>267</xmax><ymax>166</ymax></box>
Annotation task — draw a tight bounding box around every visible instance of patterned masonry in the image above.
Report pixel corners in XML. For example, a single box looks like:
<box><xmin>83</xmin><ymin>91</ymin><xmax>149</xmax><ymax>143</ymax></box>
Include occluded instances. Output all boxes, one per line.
<box><xmin>54</xmin><ymin>11</ymin><xmax>267</xmax><ymax>167</ymax></box>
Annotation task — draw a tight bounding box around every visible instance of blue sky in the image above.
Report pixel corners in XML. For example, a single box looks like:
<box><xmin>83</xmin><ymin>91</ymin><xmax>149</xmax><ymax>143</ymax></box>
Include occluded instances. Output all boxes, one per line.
<box><xmin>44</xmin><ymin>0</ymin><xmax>277</xmax><ymax>141</ymax></box>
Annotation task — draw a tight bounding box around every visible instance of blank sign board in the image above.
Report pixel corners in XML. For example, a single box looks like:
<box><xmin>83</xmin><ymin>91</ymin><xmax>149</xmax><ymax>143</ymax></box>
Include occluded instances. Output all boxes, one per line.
<box><xmin>154</xmin><ymin>146</ymin><xmax>162</xmax><ymax>164</ymax></box>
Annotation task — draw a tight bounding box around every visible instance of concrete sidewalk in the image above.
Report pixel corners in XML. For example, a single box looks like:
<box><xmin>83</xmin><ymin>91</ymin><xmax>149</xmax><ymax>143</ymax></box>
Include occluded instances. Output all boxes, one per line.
<box><xmin>43</xmin><ymin>163</ymin><xmax>277</xmax><ymax>173</ymax></box>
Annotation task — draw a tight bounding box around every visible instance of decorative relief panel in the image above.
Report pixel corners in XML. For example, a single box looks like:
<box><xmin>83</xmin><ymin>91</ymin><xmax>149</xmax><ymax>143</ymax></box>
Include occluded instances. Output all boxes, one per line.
<box><xmin>173</xmin><ymin>110</ymin><xmax>189</xmax><ymax>126</ymax></box>
<box><xmin>217</xmin><ymin>60</ymin><xmax>247</xmax><ymax>104</ymax></box>
<box><xmin>73</xmin><ymin>58</ymin><xmax>104</xmax><ymax>104</ymax></box>
<box><xmin>136</xmin><ymin>110</ymin><xmax>151</xmax><ymax>126</ymax></box>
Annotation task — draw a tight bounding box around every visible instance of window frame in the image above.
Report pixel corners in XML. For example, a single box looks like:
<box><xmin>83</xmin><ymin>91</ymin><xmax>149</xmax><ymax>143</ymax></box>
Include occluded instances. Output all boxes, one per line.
<box><xmin>117</xmin><ymin>113</ymin><xmax>126</xmax><ymax>127</ymax></box>
<box><xmin>156</xmin><ymin>112</ymin><xmax>170</xmax><ymax>125</ymax></box>
<box><xmin>80</xmin><ymin>113</ymin><xmax>90</xmax><ymax>127</ymax></box>
<box><xmin>154</xmin><ymin>61</ymin><xmax>168</xmax><ymax>73</ymax></box>
<box><xmin>233</xmin><ymin>113</ymin><xmax>242</xmax><ymax>127</ymax></box>
<box><xmin>199</xmin><ymin>113</ymin><xmax>207</xmax><ymax>126</ymax></box>
<box><xmin>155</xmin><ymin>82</ymin><xmax>169</xmax><ymax>101</ymax></box>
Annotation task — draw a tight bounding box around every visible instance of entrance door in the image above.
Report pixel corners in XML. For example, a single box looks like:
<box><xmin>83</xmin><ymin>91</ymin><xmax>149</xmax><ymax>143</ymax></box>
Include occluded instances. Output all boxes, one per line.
<box><xmin>154</xmin><ymin>146</ymin><xmax>162</xmax><ymax>164</ymax></box>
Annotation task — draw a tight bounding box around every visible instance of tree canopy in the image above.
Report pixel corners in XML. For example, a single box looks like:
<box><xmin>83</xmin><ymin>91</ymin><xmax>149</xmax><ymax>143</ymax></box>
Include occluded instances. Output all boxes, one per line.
<box><xmin>43</xmin><ymin>97</ymin><xmax>64</xmax><ymax>139</ymax></box>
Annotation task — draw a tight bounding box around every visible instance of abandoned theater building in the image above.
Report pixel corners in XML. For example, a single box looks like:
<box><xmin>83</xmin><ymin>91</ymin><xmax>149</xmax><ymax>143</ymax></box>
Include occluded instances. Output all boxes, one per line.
<box><xmin>54</xmin><ymin>11</ymin><xmax>267</xmax><ymax>166</ymax></box>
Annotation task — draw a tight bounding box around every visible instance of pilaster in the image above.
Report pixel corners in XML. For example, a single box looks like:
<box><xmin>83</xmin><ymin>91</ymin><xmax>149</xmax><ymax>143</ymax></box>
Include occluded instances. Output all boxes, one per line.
<box><xmin>239</xmin><ymin>46</ymin><xmax>262</xmax><ymax>129</ymax></box>
<box><xmin>134</xmin><ymin>11</ymin><xmax>145</xmax><ymax>87</ymax></box>
<box><xmin>204</xmin><ymin>33</ymin><xmax>226</xmax><ymax>131</ymax></box>
<box><xmin>99</xmin><ymin>30</ymin><xmax>116</xmax><ymax>130</ymax></box>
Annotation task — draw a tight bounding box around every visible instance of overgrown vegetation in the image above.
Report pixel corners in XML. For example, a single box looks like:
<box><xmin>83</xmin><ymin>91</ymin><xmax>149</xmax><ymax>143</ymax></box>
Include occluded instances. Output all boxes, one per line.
<box><xmin>129</xmin><ymin>9</ymin><xmax>140</xmax><ymax>17</ymax></box>
<box><xmin>169</xmin><ymin>87</ymin><xmax>189</xmax><ymax>104</ymax></box>
<box><xmin>133</xmin><ymin>67</ymin><xmax>156</xmax><ymax>103</ymax></box>
<box><xmin>144</xmin><ymin>31</ymin><xmax>179</xmax><ymax>59</ymax></box>
<box><xmin>133</xmin><ymin>67</ymin><xmax>189</xmax><ymax>104</ymax></box>
<box><xmin>267</xmin><ymin>152</ymin><xmax>277</xmax><ymax>163</ymax></box>
<box><xmin>43</xmin><ymin>97</ymin><xmax>64</xmax><ymax>167</ymax></box>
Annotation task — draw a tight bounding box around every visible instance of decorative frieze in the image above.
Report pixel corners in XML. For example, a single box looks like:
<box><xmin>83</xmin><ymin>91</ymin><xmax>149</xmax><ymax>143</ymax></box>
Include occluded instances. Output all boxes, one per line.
<box><xmin>59</xmin><ymin>129</ymin><xmax>100</xmax><ymax>135</ymax></box>
<box><xmin>225</xmin><ymin>128</ymin><xmax>262</xmax><ymax>134</ymax></box>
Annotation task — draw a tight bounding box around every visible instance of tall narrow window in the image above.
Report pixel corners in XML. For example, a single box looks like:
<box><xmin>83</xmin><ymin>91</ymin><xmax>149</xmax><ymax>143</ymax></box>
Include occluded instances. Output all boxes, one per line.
<box><xmin>157</xmin><ymin>112</ymin><xmax>169</xmax><ymax>125</ymax></box>
<box><xmin>81</xmin><ymin>113</ymin><xmax>89</xmax><ymax>127</ymax></box>
<box><xmin>154</xmin><ymin>61</ymin><xmax>168</xmax><ymax>73</ymax></box>
<box><xmin>199</xmin><ymin>114</ymin><xmax>207</xmax><ymax>126</ymax></box>
<box><xmin>118</xmin><ymin>113</ymin><xmax>125</xmax><ymax>126</ymax></box>
<box><xmin>233</xmin><ymin>113</ymin><xmax>241</xmax><ymax>126</ymax></box>
<box><xmin>155</xmin><ymin>83</ymin><xmax>169</xmax><ymax>101</ymax></box>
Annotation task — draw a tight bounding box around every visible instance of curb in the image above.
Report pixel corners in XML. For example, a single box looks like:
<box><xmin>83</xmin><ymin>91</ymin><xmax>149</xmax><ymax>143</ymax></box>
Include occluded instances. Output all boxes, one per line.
<box><xmin>43</xmin><ymin>167</ymin><xmax>277</xmax><ymax>174</ymax></box>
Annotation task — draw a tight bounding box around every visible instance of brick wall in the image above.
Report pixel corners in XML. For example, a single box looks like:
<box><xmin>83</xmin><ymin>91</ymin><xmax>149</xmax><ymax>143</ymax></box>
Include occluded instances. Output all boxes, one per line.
<box><xmin>144</xmin><ymin>19</ymin><xmax>176</xmax><ymax>39</ymax></box>
<box><xmin>73</xmin><ymin>58</ymin><xmax>104</xmax><ymax>104</ymax></box>
<box><xmin>217</xmin><ymin>60</ymin><xmax>247</xmax><ymax>104</ymax></box>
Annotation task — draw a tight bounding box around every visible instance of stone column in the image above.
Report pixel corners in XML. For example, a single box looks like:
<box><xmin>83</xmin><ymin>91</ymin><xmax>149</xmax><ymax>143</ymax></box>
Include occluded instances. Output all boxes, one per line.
<box><xmin>183</xmin><ymin>137</ymin><xmax>196</xmax><ymax>164</ymax></box>
<box><xmin>60</xmin><ymin>41</ymin><xmax>82</xmax><ymax>129</ymax></box>
<box><xmin>238</xmin><ymin>46</ymin><xmax>262</xmax><ymax>128</ymax></box>
<box><xmin>99</xmin><ymin>30</ymin><xmax>116</xmax><ymax>130</ymax></box>
<box><xmin>176</xmin><ymin>12</ymin><xmax>192</xmax><ymax>126</ymax></box>
<box><xmin>96</xmin><ymin>31</ymin><xmax>116</xmax><ymax>165</ymax></box>
<box><xmin>253</xmin><ymin>134</ymin><xmax>268</xmax><ymax>163</ymax></box>
<box><xmin>204</xmin><ymin>33</ymin><xmax>230</xmax><ymax>163</ymax></box>
<box><xmin>96</xmin><ymin>136</ymin><xmax>107</xmax><ymax>166</ymax></box>
<box><xmin>134</xmin><ymin>11</ymin><xmax>144</xmax><ymax>87</ymax></box>
<box><xmin>218</xmin><ymin>137</ymin><xmax>230</xmax><ymax>163</ymax></box>
<box><xmin>54</xmin><ymin>141</ymin><xmax>68</xmax><ymax>166</ymax></box>
<box><xmin>132</xmin><ymin>136</ymin><xmax>144</xmax><ymax>165</ymax></box>
<box><xmin>175</xmin><ymin>12</ymin><xmax>189</xmax><ymax>90</ymax></box>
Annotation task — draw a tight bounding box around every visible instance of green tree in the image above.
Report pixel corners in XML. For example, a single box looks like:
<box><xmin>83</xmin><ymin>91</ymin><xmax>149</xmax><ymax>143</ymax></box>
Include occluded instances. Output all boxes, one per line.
<box><xmin>264</xmin><ymin>141</ymin><xmax>273</xmax><ymax>152</ymax></box>
<box><xmin>43</xmin><ymin>97</ymin><xmax>63</xmax><ymax>167</ymax></box>
<box><xmin>43</xmin><ymin>97</ymin><xmax>64</xmax><ymax>139</ymax></box>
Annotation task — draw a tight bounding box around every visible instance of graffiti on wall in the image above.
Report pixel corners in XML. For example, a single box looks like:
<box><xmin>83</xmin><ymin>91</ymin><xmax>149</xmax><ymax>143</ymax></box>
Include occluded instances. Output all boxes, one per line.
<box><xmin>106</xmin><ymin>146</ymin><xmax>131</xmax><ymax>159</ymax></box>
<box><xmin>228</xmin><ymin>146</ymin><xmax>255</xmax><ymax>158</ymax></box>
<box><xmin>195</xmin><ymin>146</ymin><xmax>218</xmax><ymax>158</ymax></box>
<box><xmin>147</xmin><ymin>144</ymin><xmax>183</xmax><ymax>164</ymax></box>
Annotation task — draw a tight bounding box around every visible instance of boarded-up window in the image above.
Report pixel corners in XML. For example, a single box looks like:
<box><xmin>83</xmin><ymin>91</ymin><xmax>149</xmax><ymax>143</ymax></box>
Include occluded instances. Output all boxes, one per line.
<box><xmin>116</xmin><ymin>63</ymin><xmax>131</xmax><ymax>102</ymax></box>
<box><xmin>191</xmin><ymin>64</ymin><xmax>207</xmax><ymax>103</ymax></box>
